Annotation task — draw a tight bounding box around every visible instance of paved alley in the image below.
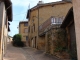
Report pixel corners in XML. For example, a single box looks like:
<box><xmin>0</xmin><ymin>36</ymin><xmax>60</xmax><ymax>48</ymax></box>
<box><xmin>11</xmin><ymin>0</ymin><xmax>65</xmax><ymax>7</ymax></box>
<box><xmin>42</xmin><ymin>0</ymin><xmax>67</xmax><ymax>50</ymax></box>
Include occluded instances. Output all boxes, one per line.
<box><xmin>3</xmin><ymin>42</ymin><xmax>68</xmax><ymax>60</ymax></box>
<box><xmin>3</xmin><ymin>42</ymin><xmax>27</xmax><ymax>60</ymax></box>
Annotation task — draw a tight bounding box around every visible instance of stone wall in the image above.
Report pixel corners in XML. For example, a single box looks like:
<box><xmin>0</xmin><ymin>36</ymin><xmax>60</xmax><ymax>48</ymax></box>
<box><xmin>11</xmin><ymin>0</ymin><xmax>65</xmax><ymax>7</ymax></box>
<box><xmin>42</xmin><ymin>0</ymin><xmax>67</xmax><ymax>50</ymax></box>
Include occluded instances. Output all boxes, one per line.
<box><xmin>45</xmin><ymin>28</ymin><xmax>70</xmax><ymax>59</ymax></box>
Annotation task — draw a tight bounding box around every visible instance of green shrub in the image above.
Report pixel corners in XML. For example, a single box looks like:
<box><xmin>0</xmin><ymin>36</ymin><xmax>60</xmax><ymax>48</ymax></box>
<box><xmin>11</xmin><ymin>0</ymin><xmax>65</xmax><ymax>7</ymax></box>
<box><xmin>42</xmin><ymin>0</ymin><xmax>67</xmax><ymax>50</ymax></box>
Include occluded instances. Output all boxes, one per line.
<box><xmin>12</xmin><ymin>34</ymin><xmax>24</xmax><ymax>47</ymax></box>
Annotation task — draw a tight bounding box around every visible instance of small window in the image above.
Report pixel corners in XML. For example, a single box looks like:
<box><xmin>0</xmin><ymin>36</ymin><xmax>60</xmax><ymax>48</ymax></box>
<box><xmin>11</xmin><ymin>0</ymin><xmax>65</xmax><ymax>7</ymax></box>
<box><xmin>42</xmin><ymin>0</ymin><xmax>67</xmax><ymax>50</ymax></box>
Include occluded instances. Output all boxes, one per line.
<box><xmin>51</xmin><ymin>17</ymin><xmax>62</xmax><ymax>25</ymax></box>
<box><xmin>24</xmin><ymin>23</ymin><xmax>28</xmax><ymax>26</ymax></box>
<box><xmin>51</xmin><ymin>17</ymin><xmax>56</xmax><ymax>24</ymax></box>
<box><xmin>26</xmin><ymin>36</ymin><xmax>28</xmax><ymax>40</ymax></box>
<box><xmin>59</xmin><ymin>17</ymin><xmax>62</xmax><ymax>24</ymax></box>
<box><xmin>33</xmin><ymin>24</ymin><xmax>35</xmax><ymax>32</ymax></box>
<box><xmin>31</xmin><ymin>26</ymin><xmax>33</xmax><ymax>33</ymax></box>
<box><xmin>32</xmin><ymin>19</ymin><xmax>34</xmax><ymax>23</ymax></box>
<box><xmin>39</xmin><ymin>25</ymin><xmax>42</xmax><ymax>30</ymax></box>
<box><xmin>24</xmin><ymin>28</ymin><xmax>28</xmax><ymax>33</ymax></box>
<box><xmin>28</xmin><ymin>26</ymin><xmax>30</xmax><ymax>32</ymax></box>
<box><xmin>55</xmin><ymin>17</ymin><xmax>58</xmax><ymax>23</ymax></box>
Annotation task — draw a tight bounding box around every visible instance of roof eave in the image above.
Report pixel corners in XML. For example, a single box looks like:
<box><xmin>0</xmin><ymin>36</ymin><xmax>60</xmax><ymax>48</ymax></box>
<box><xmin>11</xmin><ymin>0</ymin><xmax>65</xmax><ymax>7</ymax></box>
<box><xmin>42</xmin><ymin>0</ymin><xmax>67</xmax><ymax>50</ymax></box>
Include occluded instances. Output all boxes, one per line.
<box><xmin>26</xmin><ymin>9</ymin><xmax>31</xmax><ymax>19</ymax></box>
<box><xmin>4</xmin><ymin>0</ymin><xmax>13</xmax><ymax>21</ymax></box>
<box><xmin>60</xmin><ymin>7</ymin><xmax>73</xmax><ymax>28</ymax></box>
<box><xmin>8</xmin><ymin>25</ymin><xmax>10</xmax><ymax>32</ymax></box>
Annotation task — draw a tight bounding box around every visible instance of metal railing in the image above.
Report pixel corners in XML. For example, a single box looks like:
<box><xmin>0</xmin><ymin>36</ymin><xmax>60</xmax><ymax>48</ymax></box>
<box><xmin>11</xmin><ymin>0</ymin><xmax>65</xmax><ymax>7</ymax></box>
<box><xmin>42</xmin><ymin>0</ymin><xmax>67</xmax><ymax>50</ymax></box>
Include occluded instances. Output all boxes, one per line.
<box><xmin>39</xmin><ymin>17</ymin><xmax>63</xmax><ymax>36</ymax></box>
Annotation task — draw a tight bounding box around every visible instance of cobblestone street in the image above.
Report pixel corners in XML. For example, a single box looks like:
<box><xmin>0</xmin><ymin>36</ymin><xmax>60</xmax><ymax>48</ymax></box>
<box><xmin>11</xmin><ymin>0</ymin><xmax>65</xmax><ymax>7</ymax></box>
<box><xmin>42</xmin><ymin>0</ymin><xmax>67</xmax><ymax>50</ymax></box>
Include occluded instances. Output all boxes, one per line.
<box><xmin>3</xmin><ymin>42</ymin><xmax>61</xmax><ymax>60</ymax></box>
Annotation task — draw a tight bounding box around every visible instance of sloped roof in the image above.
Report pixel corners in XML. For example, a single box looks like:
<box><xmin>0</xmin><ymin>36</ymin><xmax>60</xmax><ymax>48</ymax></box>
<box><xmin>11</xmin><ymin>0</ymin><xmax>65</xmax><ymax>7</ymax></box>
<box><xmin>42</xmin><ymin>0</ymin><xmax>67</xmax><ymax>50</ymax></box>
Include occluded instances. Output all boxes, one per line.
<box><xmin>8</xmin><ymin>22</ymin><xmax>10</xmax><ymax>31</ymax></box>
<box><xmin>60</xmin><ymin>7</ymin><xmax>73</xmax><ymax>28</ymax></box>
<box><xmin>26</xmin><ymin>1</ymin><xmax>72</xmax><ymax>19</ymax></box>
<box><xmin>19</xmin><ymin>21</ymin><xmax>28</xmax><ymax>24</ymax></box>
<box><xmin>31</xmin><ymin>1</ymin><xmax>71</xmax><ymax>10</ymax></box>
<box><xmin>19</xmin><ymin>21</ymin><xmax>28</xmax><ymax>27</ymax></box>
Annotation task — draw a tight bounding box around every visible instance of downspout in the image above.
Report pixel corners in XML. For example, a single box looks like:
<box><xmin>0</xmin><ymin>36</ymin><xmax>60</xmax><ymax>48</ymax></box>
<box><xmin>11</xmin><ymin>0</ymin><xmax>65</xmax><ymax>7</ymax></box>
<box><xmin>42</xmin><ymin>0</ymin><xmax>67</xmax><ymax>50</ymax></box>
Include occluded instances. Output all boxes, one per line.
<box><xmin>37</xmin><ymin>5</ymin><xmax>39</xmax><ymax>49</ymax></box>
<box><xmin>38</xmin><ymin>6</ymin><xmax>39</xmax><ymax>36</ymax></box>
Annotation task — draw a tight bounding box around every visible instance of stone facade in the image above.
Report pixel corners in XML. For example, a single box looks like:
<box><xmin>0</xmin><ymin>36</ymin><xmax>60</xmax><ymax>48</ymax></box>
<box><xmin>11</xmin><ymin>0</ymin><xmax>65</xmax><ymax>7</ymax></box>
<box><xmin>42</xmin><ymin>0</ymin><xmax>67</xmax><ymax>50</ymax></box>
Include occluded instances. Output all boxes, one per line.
<box><xmin>19</xmin><ymin>21</ymin><xmax>28</xmax><ymax>46</ymax></box>
<box><xmin>27</xmin><ymin>1</ymin><xmax>72</xmax><ymax>51</ymax></box>
<box><xmin>45</xmin><ymin>28</ymin><xmax>70</xmax><ymax>59</ymax></box>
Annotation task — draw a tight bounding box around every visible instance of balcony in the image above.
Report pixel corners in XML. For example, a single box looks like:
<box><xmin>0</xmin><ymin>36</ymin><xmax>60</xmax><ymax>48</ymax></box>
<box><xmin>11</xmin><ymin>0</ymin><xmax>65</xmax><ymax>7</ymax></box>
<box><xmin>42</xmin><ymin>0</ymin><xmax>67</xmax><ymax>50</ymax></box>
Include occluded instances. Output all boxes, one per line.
<box><xmin>39</xmin><ymin>16</ymin><xmax>63</xmax><ymax>36</ymax></box>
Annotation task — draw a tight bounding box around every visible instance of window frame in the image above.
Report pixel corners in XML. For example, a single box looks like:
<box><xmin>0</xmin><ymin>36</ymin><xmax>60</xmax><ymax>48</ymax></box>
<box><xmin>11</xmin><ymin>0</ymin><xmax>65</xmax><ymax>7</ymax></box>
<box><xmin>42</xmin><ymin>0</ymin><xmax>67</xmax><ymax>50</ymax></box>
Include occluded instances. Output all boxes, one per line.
<box><xmin>24</xmin><ymin>28</ymin><xmax>28</xmax><ymax>33</ymax></box>
<box><xmin>24</xmin><ymin>23</ymin><xmax>28</xmax><ymax>26</ymax></box>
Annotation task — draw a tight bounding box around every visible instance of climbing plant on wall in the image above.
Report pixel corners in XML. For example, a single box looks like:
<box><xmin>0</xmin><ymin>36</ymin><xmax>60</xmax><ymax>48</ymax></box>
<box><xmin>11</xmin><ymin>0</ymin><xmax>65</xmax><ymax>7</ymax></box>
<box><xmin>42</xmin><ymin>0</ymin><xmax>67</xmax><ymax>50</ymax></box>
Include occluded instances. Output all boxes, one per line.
<box><xmin>47</xmin><ymin>31</ymin><xmax>52</xmax><ymax>53</ymax></box>
<box><xmin>53</xmin><ymin>28</ymin><xmax>67</xmax><ymax>52</ymax></box>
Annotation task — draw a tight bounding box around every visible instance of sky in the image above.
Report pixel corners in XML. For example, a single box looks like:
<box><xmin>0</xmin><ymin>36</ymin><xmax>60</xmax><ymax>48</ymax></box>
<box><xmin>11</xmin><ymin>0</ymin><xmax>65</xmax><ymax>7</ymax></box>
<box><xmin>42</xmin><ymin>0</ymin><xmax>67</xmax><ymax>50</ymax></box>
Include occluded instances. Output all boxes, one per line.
<box><xmin>9</xmin><ymin>0</ymin><xmax>61</xmax><ymax>37</ymax></box>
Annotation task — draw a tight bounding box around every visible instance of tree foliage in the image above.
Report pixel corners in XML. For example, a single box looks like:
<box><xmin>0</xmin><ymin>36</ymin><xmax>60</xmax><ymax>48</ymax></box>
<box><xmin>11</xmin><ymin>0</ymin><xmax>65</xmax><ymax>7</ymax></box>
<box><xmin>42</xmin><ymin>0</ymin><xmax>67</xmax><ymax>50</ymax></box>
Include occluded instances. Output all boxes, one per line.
<box><xmin>13</xmin><ymin>34</ymin><xmax>21</xmax><ymax>42</ymax></box>
<box><xmin>12</xmin><ymin>34</ymin><xmax>24</xmax><ymax>47</ymax></box>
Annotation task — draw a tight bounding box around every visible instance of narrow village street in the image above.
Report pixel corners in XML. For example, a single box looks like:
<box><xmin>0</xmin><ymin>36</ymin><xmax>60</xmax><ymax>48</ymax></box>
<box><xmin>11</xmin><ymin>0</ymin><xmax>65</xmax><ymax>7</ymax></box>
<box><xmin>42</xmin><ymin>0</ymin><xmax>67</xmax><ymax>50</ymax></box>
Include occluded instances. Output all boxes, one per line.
<box><xmin>0</xmin><ymin>0</ymin><xmax>79</xmax><ymax>60</ymax></box>
<box><xmin>3</xmin><ymin>42</ymin><xmax>61</xmax><ymax>60</ymax></box>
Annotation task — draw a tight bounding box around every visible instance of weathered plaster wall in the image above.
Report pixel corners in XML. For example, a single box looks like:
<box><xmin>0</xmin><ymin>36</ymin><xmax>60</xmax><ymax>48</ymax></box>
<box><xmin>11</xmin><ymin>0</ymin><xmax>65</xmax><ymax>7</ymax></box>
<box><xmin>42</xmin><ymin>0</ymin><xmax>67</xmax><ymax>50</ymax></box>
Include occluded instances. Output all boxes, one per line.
<box><xmin>72</xmin><ymin>0</ymin><xmax>80</xmax><ymax>60</ymax></box>
<box><xmin>0</xmin><ymin>2</ymin><xmax>6</xmax><ymax>60</ymax></box>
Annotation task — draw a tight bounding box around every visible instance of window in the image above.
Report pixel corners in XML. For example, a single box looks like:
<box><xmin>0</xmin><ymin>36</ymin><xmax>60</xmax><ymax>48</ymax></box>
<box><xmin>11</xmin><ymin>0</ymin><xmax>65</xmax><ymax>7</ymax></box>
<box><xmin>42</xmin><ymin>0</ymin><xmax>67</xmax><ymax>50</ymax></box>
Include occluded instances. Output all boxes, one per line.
<box><xmin>26</xmin><ymin>36</ymin><xmax>28</xmax><ymax>40</ymax></box>
<box><xmin>24</xmin><ymin>23</ymin><xmax>28</xmax><ymax>26</ymax></box>
<box><xmin>31</xmin><ymin>26</ymin><xmax>33</xmax><ymax>33</ymax></box>
<box><xmin>51</xmin><ymin>17</ymin><xmax>62</xmax><ymax>25</ymax></box>
<box><xmin>24</xmin><ymin>28</ymin><xmax>28</xmax><ymax>33</ymax></box>
<box><xmin>39</xmin><ymin>25</ymin><xmax>42</xmax><ymax>30</ymax></box>
<box><xmin>59</xmin><ymin>17</ymin><xmax>62</xmax><ymax>24</ymax></box>
<box><xmin>28</xmin><ymin>26</ymin><xmax>30</xmax><ymax>32</ymax></box>
<box><xmin>55</xmin><ymin>17</ymin><xmax>58</xmax><ymax>23</ymax></box>
<box><xmin>33</xmin><ymin>24</ymin><xmax>35</xmax><ymax>32</ymax></box>
<box><xmin>31</xmin><ymin>24</ymin><xmax>35</xmax><ymax>33</ymax></box>
<box><xmin>32</xmin><ymin>19</ymin><xmax>34</xmax><ymax>23</ymax></box>
<box><xmin>51</xmin><ymin>17</ymin><xmax>56</xmax><ymax>24</ymax></box>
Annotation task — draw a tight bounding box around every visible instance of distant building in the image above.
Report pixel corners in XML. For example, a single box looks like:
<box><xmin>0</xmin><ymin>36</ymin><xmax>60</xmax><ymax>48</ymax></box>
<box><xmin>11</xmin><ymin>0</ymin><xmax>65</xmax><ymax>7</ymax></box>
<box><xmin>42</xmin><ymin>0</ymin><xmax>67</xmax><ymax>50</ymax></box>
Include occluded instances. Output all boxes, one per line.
<box><xmin>19</xmin><ymin>21</ymin><xmax>28</xmax><ymax>46</ymax></box>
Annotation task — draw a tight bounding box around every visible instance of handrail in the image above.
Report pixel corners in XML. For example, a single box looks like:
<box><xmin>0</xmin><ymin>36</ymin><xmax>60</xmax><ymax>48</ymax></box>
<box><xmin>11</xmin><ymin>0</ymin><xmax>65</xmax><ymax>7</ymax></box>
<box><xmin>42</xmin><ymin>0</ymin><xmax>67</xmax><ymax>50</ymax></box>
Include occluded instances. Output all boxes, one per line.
<box><xmin>39</xmin><ymin>17</ymin><xmax>63</xmax><ymax>36</ymax></box>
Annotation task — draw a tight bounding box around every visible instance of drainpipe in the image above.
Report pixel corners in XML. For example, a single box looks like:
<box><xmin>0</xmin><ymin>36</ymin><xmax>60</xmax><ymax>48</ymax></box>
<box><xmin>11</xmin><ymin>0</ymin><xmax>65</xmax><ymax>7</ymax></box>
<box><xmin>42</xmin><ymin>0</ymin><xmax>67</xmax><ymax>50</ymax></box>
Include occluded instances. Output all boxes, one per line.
<box><xmin>37</xmin><ymin>5</ymin><xmax>39</xmax><ymax>49</ymax></box>
<box><xmin>38</xmin><ymin>6</ymin><xmax>39</xmax><ymax>36</ymax></box>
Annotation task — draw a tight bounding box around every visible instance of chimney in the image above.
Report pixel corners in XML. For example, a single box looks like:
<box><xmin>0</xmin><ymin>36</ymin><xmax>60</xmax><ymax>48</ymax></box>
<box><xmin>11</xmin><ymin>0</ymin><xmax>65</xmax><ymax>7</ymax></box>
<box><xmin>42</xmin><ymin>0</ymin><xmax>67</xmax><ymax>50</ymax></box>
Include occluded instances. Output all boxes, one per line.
<box><xmin>37</xmin><ymin>1</ymin><xmax>44</xmax><ymax>5</ymax></box>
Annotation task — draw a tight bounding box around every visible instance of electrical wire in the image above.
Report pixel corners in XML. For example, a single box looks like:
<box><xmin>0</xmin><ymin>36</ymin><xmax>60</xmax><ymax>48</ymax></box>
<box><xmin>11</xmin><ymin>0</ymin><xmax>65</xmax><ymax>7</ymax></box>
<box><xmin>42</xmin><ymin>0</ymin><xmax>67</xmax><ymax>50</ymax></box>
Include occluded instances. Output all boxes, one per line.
<box><xmin>21</xmin><ymin>3</ymin><xmax>30</xmax><ymax>21</ymax></box>
<box><xmin>0</xmin><ymin>1</ymin><xmax>28</xmax><ymax>22</ymax></box>
<box><xmin>22</xmin><ymin>13</ymin><xmax>27</xmax><ymax>21</ymax></box>
<box><xmin>13</xmin><ymin>12</ymin><xmax>27</xmax><ymax>16</ymax></box>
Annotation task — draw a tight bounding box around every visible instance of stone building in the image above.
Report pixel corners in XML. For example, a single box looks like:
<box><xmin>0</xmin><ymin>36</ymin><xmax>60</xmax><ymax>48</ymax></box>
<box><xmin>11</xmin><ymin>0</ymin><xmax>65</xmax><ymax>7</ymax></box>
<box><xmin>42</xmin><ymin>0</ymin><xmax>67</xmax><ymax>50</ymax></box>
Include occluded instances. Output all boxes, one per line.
<box><xmin>27</xmin><ymin>1</ymin><xmax>72</xmax><ymax>51</ymax></box>
<box><xmin>19</xmin><ymin>21</ymin><xmax>28</xmax><ymax>46</ymax></box>
<box><xmin>0</xmin><ymin>0</ymin><xmax>13</xmax><ymax>60</ymax></box>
